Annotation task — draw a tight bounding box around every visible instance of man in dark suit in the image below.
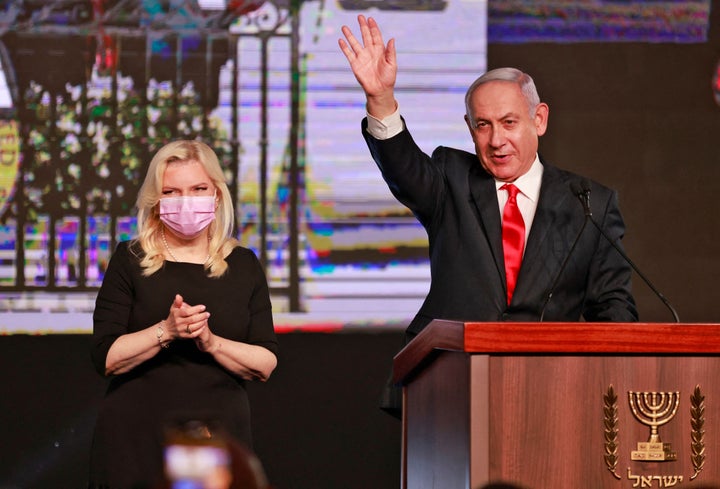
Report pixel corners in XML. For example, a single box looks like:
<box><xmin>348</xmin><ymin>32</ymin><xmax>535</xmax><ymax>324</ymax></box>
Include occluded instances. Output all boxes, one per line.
<box><xmin>339</xmin><ymin>15</ymin><xmax>637</xmax><ymax>413</ymax></box>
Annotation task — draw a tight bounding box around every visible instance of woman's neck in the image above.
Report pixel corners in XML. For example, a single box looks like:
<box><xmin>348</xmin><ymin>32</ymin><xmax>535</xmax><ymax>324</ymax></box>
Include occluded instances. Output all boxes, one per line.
<box><xmin>161</xmin><ymin>228</ymin><xmax>211</xmax><ymax>264</ymax></box>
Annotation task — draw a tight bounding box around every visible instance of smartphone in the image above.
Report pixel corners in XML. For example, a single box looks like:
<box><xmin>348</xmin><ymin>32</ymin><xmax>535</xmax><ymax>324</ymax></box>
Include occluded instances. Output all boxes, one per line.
<box><xmin>163</xmin><ymin>422</ymin><xmax>232</xmax><ymax>489</ymax></box>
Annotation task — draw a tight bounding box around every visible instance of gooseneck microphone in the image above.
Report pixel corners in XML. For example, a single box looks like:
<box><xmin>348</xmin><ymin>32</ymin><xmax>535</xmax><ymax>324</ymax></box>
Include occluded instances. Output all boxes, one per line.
<box><xmin>573</xmin><ymin>179</ymin><xmax>680</xmax><ymax>323</ymax></box>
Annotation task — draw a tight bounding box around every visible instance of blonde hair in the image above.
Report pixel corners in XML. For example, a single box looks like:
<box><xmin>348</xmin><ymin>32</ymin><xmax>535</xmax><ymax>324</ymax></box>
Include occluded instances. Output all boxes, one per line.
<box><xmin>133</xmin><ymin>140</ymin><xmax>238</xmax><ymax>278</ymax></box>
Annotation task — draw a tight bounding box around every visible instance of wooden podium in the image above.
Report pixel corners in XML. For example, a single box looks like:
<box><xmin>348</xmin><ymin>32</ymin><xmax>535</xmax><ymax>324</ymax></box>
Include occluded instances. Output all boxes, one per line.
<box><xmin>393</xmin><ymin>320</ymin><xmax>720</xmax><ymax>489</ymax></box>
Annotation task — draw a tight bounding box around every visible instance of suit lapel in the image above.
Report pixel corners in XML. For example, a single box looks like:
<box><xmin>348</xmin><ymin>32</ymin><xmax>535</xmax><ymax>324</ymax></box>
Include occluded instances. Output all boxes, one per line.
<box><xmin>468</xmin><ymin>165</ymin><xmax>506</xmax><ymax>288</ymax></box>
<box><xmin>467</xmin><ymin>161</ymin><xmax>576</xmax><ymax>306</ymax></box>
<box><xmin>513</xmin><ymin>164</ymin><xmax>572</xmax><ymax>300</ymax></box>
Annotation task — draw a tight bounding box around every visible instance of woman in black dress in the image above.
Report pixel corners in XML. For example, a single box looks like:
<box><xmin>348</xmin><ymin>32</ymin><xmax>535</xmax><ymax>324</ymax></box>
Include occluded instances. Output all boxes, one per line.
<box><xmin>89</xmin><ymin>140</ymin><xmax>278</xmax><ymax>489</ymax></box>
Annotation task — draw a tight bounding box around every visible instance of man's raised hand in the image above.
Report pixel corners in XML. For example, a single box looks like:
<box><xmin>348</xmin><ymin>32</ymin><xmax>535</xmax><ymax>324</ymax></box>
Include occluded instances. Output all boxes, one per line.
<box><xmin>338</xmin><ymin>15</ymin><xmax>398</xmax><ymax>118</ymax></box>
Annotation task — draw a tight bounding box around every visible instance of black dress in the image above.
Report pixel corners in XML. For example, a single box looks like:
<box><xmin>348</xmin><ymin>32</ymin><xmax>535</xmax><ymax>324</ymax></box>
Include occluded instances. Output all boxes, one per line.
<box><xmin>89</xmin><ymin>241</ymin><xmax>278</xmax><ymax>489</ymax></box>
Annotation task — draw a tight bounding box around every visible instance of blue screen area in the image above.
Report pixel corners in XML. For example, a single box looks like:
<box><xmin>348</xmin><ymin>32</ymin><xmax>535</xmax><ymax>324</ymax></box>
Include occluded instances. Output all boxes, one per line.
<box><xmin>488</xmin><ymin>0</ymin><xmax>711</xmax><ymax>43</ymax></box>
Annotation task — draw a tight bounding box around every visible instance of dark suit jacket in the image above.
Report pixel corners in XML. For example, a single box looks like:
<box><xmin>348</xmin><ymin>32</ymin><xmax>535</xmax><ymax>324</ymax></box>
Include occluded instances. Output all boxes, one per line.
<box><xmin>363</xmin><ymin>119</ymin><xmax>638</xmax><ymax>413</ymax></box>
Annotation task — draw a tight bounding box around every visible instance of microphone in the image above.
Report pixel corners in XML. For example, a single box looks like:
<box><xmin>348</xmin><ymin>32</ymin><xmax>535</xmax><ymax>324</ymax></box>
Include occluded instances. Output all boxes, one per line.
<box><xmin>573</xmin><ymin>180</ymin><xmax>591</xmax><ymax>217</ymax></box>
<box><xmin>574</xmin><ymin>179</ymin><xmax>680</xmax><ymax>323</ymax></box>
<box><xmin>538</xmin><ymin>184</ymin><xmax>589</xmax><ymax>321</ymax></box>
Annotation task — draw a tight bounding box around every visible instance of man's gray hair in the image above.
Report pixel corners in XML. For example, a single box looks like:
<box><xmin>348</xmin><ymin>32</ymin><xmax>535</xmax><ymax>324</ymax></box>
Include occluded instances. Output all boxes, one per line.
<box><xmin>464</xmin><ymin>67</ymin><xmax>541</xmax><ymax>127</ymax></box>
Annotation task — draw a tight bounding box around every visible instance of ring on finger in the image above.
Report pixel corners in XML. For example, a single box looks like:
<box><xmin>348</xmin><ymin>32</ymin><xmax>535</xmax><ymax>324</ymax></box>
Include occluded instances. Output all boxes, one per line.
<box><xmin>186</xmin><ymin>325</ymin><xmax>191</xmax><ymax>334</ymax></box>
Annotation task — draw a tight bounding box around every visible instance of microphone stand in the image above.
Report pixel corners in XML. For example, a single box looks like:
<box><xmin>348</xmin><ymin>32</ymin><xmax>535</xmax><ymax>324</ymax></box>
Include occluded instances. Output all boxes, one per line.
<box><xmin>539</xmin><ymin>217</ymin><xmax>588</xmax><ymax>322</ymax></box>
<box><xmin>578</xmin><ymin>182</ymin><xmax>680</xmax><ymax>323</ymax></box>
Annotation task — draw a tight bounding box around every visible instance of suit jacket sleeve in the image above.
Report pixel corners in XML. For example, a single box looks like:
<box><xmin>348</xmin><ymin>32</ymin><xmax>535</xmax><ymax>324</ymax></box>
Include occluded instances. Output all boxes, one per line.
<box><xmin>362</xmin><ymin>117</ymin><xmax>448</xmax><ymax>229</ymax></box>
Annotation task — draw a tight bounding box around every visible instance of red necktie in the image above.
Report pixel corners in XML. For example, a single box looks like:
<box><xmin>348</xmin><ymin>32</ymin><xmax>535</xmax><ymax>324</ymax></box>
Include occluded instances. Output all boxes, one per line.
<box><xmin>501</xmin><ymin>184</ymin><xmax>525</xmax><ymax>304</ymax></box>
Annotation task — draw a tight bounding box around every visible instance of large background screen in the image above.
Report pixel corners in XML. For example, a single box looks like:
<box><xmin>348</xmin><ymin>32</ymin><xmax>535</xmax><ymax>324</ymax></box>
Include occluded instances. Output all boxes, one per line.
<box><xmin>0</xmin><ymin>0</ymin><xmax>711</xmax><ymax>333</ymax></box>
<box><xmin>0</xmin><ymin>0</ymin><xmax>487</xmax><ymax>333</ymax></box>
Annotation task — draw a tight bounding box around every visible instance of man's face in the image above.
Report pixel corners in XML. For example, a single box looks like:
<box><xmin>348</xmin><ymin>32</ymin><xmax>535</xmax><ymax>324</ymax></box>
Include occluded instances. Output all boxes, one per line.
<box><xmin>464</xmin><ymin>80</ymin><xmax>549</xmax><ymax>182</ymax></box>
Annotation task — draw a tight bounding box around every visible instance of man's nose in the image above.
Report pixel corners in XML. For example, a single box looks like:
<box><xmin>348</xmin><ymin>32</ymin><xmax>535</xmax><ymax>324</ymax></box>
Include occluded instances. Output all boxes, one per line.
<box><xmin>489</xmin><ymin>127</ymin><xmax>506</xmax><ymax>147</ymax></box>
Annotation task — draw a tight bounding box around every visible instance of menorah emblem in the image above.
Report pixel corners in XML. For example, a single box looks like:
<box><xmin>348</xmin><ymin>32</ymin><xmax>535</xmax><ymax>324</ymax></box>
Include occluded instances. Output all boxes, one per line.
<box><xmin>628</xmin><ymin>391</ymin><xmax>680</xmax><ymax>461</ymax></box>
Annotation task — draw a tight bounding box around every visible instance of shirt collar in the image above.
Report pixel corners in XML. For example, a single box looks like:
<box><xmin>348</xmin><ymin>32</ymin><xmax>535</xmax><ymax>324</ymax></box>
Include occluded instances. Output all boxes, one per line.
<box><xmin>494</xmin><ymin>154</ymin><xmax>544</xmax><ymax>202</ymax></box>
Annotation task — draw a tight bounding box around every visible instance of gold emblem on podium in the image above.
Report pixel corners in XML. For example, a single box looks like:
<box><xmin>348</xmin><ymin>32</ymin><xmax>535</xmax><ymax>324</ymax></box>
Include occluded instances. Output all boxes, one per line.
<box><xmin>603</xmin><ymin>385</ymin><xmax>706</xmax><ymax>483</ymax></box>
<box><xmin>628</xmin><ymin>391</ymin><xmax>679</xmax><ymax>461</ymax></box>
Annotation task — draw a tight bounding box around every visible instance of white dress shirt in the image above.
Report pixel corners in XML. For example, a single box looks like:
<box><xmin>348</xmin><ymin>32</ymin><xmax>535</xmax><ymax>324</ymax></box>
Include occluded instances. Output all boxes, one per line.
<box><xmin>496</xmin><ymin>157</ymin><xmax>543</xmax><ymax>249</ymax></box>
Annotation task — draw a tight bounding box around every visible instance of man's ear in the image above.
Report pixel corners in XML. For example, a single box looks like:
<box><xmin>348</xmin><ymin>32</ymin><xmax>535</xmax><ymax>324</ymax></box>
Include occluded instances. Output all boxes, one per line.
<box><xmin>534</xmin><ymin>103</ymin><xmax>549</xmax><ymax>136</ymax></box>
<box><xmin>464</xmin><ymin>114</ymin><xmax>476</xmax><ymax>135</ymax></box>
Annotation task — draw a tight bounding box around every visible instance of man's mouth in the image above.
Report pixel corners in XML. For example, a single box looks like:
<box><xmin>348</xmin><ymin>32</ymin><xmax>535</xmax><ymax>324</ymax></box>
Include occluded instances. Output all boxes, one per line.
<box><xmin>492</xmin><ymin>154</ymin><xmax>511</xmax><ymax>163</ymax></box>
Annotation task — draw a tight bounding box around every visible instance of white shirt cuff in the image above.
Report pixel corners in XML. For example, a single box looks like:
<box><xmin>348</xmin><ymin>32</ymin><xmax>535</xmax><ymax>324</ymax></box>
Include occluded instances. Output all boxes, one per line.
<box><xmin>366</xmin><ymin>106</ymin><xmax>404</xmax><ymax>140</ymax></box>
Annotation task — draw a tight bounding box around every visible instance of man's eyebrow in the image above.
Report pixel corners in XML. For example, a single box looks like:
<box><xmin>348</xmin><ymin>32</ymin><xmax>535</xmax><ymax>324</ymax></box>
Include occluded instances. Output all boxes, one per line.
<box><xmin>474</xmin><ymin>111</ymin><xmax>518</xmax><ymax>122</ymax></box>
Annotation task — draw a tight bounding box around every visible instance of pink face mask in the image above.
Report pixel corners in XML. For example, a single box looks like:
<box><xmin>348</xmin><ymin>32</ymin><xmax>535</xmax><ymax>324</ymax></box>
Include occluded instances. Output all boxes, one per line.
<box><xmin>159</xmin><ymin>194</ymin><xmax>217</xmax><ymax>239</ymax></box>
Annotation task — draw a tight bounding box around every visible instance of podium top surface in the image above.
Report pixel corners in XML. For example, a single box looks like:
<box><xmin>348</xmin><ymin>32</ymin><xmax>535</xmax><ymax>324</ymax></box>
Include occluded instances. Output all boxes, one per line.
<box><xmin>392</xmin><ymin>320</ymin><xmax>720</xmax><ymax>384</ymax></box>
